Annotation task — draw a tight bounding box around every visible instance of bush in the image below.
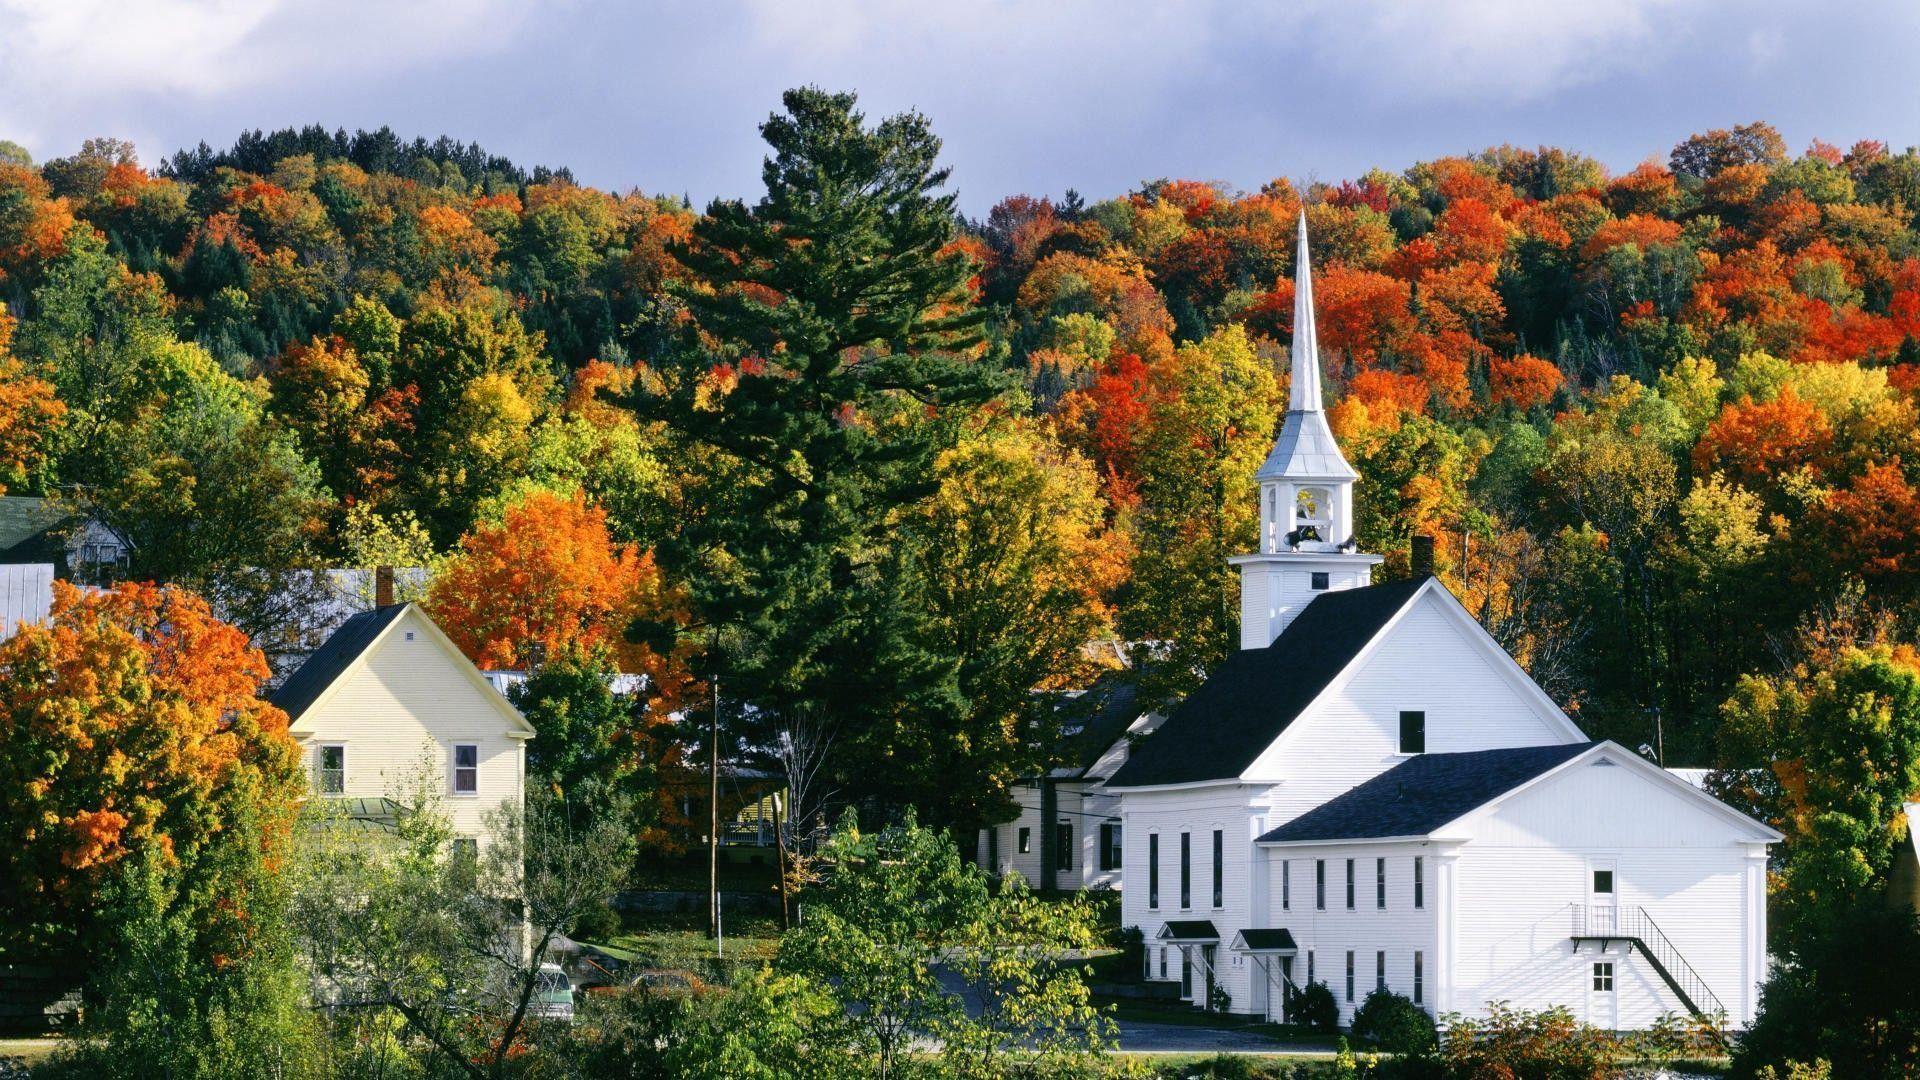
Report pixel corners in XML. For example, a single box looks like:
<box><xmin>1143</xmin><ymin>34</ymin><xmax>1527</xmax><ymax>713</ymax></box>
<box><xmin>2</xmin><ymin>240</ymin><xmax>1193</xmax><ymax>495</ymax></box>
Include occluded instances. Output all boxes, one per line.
<box><xmin>1732</xmin><ymin>905</ymin><xmax>1920</xmax><ymax>1079</ymax></box>
<box><xmin>1349</xmin><ymin>988</ymin><xmax>1437</xmax><ymax>1055</ymax></box>
<box><xmin>572</xmin><ymin>898</ymin><xmax>623</xmax><ymax>942</ymax></box>
<box><xmin>1290</xmin><ymin>979</ymin><xmax>1339</xmax><ymax>1034</ymax></box>
<box><xmin>1439</xmin><ymin>1002</ymin><xmax>1620</xmax><ymax>1079</ymax></box>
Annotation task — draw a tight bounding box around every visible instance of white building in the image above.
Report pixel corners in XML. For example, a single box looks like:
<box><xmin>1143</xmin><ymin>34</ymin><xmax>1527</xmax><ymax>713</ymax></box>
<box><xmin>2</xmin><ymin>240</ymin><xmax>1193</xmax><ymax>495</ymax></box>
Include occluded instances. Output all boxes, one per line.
<box><xmin>271</xmin><ymin>602</ymin><xmax>534</xmax><ymax>855</ymax></box>
<box><xmin>978</xmin><ymin>673</ymin><xmax>1162</xmax><ymax>891</ymax></box>
<box><xmin>1104</xmin><ymin>215</ymin><xmax>1779</xmax><ymax>1031</ymax></box>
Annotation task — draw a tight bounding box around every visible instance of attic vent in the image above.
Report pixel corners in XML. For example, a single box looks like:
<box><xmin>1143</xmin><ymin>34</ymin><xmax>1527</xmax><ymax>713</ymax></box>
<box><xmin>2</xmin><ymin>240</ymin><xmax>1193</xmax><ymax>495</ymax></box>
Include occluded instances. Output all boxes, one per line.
<box><xmin>404</xmin><ymin>631</ymin><xmax>417</xmax><ymax>641</ymax></box>
<box><xmin>1590</xmin><ymin>758</ymin><xmax>1618</xmax><ymax>767</ymax></box>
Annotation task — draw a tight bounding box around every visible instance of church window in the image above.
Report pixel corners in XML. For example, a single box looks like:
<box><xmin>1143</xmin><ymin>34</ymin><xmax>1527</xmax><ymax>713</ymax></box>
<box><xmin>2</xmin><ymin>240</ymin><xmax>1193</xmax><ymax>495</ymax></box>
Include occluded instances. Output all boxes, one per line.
<box><xmin>1345</xmin><ymin>951</ymin><xmax>1355</xmax><ymax>1002</ymax></box>
<box><xmin>1399</xmin><ymin>711</ymin><xmax>1426</xmax><ymax>754</ymax></box>
<box><xmin>1282</xmin><ymin>860</ymin><xmax>1291</xmax><ymax>910</ymax></box>
<box><xmin>1414</xmin><ymin>857</ymin><xmax>1425</xmax><ymax>908</ymax></box>
<box><xmin>1180</xmin><ymin>832</ymin><xmax>1192</xmax><ymax>908</ymax></box>
<box><xmin>1376</xmin><ymin>950</ymin><xmax>1386</xmax><ymax>992</ymax></box>
<box><xmin>1211</xmin><ymin>830</ymin><xmax>1224</xmax><ymax>907</ymax></box>
<box><xmin>1414</xmin><ymin>951</ymin><xmax>1424</xmax><ymax>1004</ymax></box>
<box><xmin>1345</xmin><ymin>859</ymin><xmax>1355</xmax><ymax>909</ymax></box>
<box><xmin>1592</xmin><ymin>962</ymin><xmax>1614</xmax><ymax>991</ymax></box>
<box><xmin>1148</xmin><ymin>834</ymin><xmax>1160</xmax><ymax>908</ymax></box>
<box><xmin>1376</xmin><ymin>857</ymin><xmax>1386</xmax><ymax>909</ymax></box>
<box><xmin>1311</xmin><ymin>572</ymin><xmax>1330</xmax><ymax>590</ymax></box>
<box><xmin>1017</xmin><ymin>827</ymin><xmax>1031</xmax><ymax>854</ymax></box>
<box><xmin>1315</xmin><ymin>859</ymin><xmax>1326</xmax><ymax>909</ymax></box>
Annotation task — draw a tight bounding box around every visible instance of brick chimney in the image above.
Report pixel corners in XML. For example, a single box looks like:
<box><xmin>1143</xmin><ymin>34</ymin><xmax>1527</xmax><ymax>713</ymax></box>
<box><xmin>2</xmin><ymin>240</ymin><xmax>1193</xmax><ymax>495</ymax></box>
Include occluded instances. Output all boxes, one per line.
<box><xmin>374</xmin><ymin>565</ymin><xmax>396</xmax><ymax>608</ymax></box>
<box><xmin>1410</xmin><ymin>535</ymin><xmax>1435</xmax><ymax>578</ymax></box>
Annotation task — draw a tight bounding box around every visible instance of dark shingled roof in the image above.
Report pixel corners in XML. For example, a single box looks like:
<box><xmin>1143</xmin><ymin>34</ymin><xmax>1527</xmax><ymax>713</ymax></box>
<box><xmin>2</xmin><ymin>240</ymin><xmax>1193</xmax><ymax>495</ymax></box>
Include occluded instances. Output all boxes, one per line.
<box><xmin>1157</xmin><ymin>920</ymin><xmax>1220</xmax><ymax>942</ymax></box>
<box><xmin>1257</xmin><ymin>741</ymin><xmax>1599</xmax><ymax>844</ymax></box>
<box><xmin>0</xmin><ymin>496</ymin><xmax>74</xmax><ymax>566</ymax></box>
<box><xmin>270</xmin><ymin>605</ymin><xmax>409</xmax><ymax>723</ymax></box>
<box><xmin>1105</xmin><ymin>577</ymin><xmax>1432</xmax><ymax>788</ymax></box>
<box><xmin>1057</xmin><ymin>670</ymin><xmax>1146</xmax><ymax>777</ymax></box>
<box><xmin>1232</xmin><ymin>928</ymin><xmax>1298</xmax><ymax>952</ymax></box>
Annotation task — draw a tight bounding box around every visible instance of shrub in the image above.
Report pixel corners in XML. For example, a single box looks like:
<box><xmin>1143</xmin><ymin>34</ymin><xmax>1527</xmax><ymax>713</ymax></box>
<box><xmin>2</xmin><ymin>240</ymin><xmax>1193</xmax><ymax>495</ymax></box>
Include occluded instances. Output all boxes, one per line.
<box><xmin>1290</xmin><ymin>979</ymin><xmax>1339</xmax><ymax>1034</ymax></box>
<box><xmin>1439</xmin><ymin>1002</ymin><xmax>1620</xmax><ymax>1079</ymax></box>
<box><xmin>1349</xmin><ymin>988</ymin><xmax>1437</xmax><ymax>1055</ymax></box>
<box><xmin>572</xmin><ymin>899</ymin><xmax>623</xmax><ymax>942</ymax></box>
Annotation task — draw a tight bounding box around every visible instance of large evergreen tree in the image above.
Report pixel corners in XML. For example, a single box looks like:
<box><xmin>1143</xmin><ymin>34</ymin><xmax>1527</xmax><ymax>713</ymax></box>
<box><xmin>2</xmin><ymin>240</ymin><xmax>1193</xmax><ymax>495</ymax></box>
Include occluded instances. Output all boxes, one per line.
<box><xmin>632</xmin><ymin>87</ymin><xmax>1006</xmax><ymax>828</ymax></box>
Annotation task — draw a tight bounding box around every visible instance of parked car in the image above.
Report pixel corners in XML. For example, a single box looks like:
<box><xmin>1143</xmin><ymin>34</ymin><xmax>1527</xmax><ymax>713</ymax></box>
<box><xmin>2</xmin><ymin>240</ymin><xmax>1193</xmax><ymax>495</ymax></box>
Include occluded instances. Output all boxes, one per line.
<box><xmin>530</xmin><ymin>963</ymin><xmax>574</xmax><ymax>1024</ymax></box>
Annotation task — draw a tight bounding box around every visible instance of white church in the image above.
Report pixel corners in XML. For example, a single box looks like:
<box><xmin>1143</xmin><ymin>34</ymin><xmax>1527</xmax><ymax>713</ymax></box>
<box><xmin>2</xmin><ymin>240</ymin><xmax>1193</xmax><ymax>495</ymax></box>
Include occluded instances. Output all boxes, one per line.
<box><xmin>1093</xmin><ymin>217</ymin><xmax>1779</xmax><ymax>1031</ymax></box>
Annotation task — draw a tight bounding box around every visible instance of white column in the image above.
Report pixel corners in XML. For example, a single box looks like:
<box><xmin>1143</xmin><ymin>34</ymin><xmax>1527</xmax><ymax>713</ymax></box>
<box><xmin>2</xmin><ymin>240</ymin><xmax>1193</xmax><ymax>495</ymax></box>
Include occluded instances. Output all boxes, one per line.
<box><xmin>1435</xmin><ymin>850</ymin><xmax>1458</xmax><ymax>1015</ymax></box>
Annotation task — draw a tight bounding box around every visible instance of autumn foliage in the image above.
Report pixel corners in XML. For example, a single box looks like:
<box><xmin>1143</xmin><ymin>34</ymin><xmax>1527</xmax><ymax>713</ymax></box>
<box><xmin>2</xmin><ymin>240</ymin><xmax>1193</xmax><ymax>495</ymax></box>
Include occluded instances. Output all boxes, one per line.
<box><xmin>426</xmin><ymin>489</ymin><xmax>693</xmax><ymax>707</ymax></box>
<box><xmin>0</xmin><ymin>581</ymin><xmax>301</xmax><ymax>952</ymax></box>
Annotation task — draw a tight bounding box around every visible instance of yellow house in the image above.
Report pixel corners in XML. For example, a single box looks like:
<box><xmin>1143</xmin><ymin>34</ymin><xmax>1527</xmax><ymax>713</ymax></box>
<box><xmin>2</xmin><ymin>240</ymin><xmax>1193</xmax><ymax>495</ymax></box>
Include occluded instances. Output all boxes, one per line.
<box><xmin>272</xmin><ymin>603</ymin><xmax>535</xmax><ymax>854</ymax></box>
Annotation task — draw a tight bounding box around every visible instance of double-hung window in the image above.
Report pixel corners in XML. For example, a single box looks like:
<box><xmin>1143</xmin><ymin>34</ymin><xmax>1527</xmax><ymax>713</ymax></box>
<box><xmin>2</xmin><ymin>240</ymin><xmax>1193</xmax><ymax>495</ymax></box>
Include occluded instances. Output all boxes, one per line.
<box><xmin>1099</xmin><ymin>823</ymin><xmax>1122</xmax><ymax>871</ymax></box>
<box><xmin>1345</xmin><ymin>951</ymin><xmax>1355</xmax><ymax>1002</ymax></box>
<box><xmin>1282</xmin><ymin>860</ymin><xmax>1291</xmax><ymax>910</ymax></box>
<box><xmin>1414</xmin><ymin>856</ymin><xmax>1425</xmax><ymax>908</ymax></box>
<box><xmin>1413</xmin><ymin>951</ymin><xmax>1424</xmax><ymax>1004</ymax></box>
<box><xmin>1315</xmin><ymin>859</ymin><xmax>1326</xmax><ymax>910</ymax></box>
<box><xmin>1376</xmin><ymin>950</ymin><xmax>1387</xmax><ymax>993</ymax></box>
<box><xmin>1055</xmin><ymin>822</ymin><xmax>1073</xmax><ymax>872</ymax></box>
<box><xmin>1376</xmin><ymin>857</ymin><xmax>1386</xmax><ymax>909</ymax></box>
<box><xmin>318</xmin><ymin>744</ymin><xmax>346</xmax><ymax>794</ymax></box>
<box><xmin>1018</xmin><ymin>827</ymin><xmax>1031</xmax><ymax>854</ymax></box>
<box><xmin>1345</xmin><ymin>859</ymin><xmax>1356</xmax><ymax>909</ymax></box>
<box><xmin>452</xmin><ymin>744</ymin><xmax>479</xmax><ymax>795</ymax></box>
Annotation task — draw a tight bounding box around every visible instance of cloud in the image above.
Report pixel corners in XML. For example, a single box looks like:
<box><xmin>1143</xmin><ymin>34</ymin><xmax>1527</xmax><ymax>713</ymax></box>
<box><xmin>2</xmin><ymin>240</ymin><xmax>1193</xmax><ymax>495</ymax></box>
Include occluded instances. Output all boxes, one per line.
<box><xmin>0</xmin><ymin>0</ymin><xmax>550</xmax><ymax>149</ymax></box>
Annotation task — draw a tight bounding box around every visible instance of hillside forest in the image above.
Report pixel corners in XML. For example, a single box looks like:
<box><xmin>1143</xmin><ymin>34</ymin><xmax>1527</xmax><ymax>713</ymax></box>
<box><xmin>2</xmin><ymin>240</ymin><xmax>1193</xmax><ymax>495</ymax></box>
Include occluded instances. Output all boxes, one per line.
<box><xmin>2</xmin><ymin>103</ymin><xmax>1919</xmax><ymax>844</ymax></box>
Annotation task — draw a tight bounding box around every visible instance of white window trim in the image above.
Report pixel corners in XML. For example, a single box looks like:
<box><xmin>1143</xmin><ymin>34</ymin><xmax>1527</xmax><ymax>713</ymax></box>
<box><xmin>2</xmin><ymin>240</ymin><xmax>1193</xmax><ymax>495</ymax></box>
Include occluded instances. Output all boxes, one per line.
<box><xmin>451</xmin><ymin>743</ymin><xmax>480</xmax><ymax>796</ymax></box>
<box><xmin>317</xmin><ymin>743</ymin><xmax>347</xmax><ymax>795</ymax></box>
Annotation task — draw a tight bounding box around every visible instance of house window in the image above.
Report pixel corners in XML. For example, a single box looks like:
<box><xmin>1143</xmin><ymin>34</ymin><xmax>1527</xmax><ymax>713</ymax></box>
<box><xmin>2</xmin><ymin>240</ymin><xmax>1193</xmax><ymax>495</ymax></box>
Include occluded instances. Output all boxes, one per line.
<box><xmin>1148</xmin><ymin>834</ymin><xmax>1160</xmax><ymax>908</ymax></box>
<box><xmin>1211</xmin><ymin>830</ymin><xmax>1224</xmax><ymax>908</ymax></box>
<box><xmin>1592</xmin><ymin>962</ymin><xmax>1615</xmax><ymax>991</ymax></box>
<box><xmin>1414</xmin><ymin>952</ymin><xmax>1424</xmax><ymax>1004</ymax></box>
<box><xmin>1346</xmin><ymin>859</ymin><xmax>1355</xmax><ymax>909</ymax></box>
<box><xmin>1018</xmin><ymin>827</ymin><xmax>1031</xmax><ymax>854</ymax></box>
<box><xmin>1158</xmin><ymin>948</ymin><xmax>1167</xmax><ymax>979</ymax></box>
<box><xmin>1310</xmin><ymin>571</ymin><xmax>1330</xmax><ymax>590</ymax></box>
<box><xmin>1376</xmin><ymin>857</ymin><xmax>1386</xmax><ymax>909</ymax></box>
<box><xmin>452</xmin><ymin>743</ymin><xmax>479</xmax><ymax>794</ymax></box>
<box><xmin>1316</xmin><ymin>859</ymin><xmax>1326</xmax><ymax>910</ymax></box>
<box><xmin>452</xmin><ymin>837</ymin><xmax>478</xmax><ymax>864</ymax></box>
<box><xmin>1414</xmin><ymin>857</ymin><xmax>1425</xmax><ymax>909</ymax></box>
<box><xmin>1282</xmin><ymin>860</ymin><xmax>1291</xmax><ymax>910</ymax></box>
<box><xmin>1307</xmin><ymin>950</ymin><xmax>1315</xmax><ymax>985</ymax></box>
<box><xmin>1376</xmin><ymin>950</ymin><xmax>1386</xmax><ymax>993</ymax></box>
<box><xmin>1593</xmin><ymin>868</ymin><xmax>1615</xmax><ymax>895</ymax></box>
<box><xmin>1179</xmin><ymin>832</ymin><xmax>1192</xmax><ymax>909</ymax></box>
<box><xmin>318</xmin><ymin>744</ymin><xmax>346</xmax><ymax>794</ymax></box>
<box><xmin>1345</xmin><ymin>951</ymin><xmax>1355</xmax><ymax>1002</ymax></box>
<box><xmin>1055</xmin><ymin>822</ymin><xmax>1073</xmax><ymax>872</ymax></box>
<box><xmin>1399</xmin><ymin>710</ymin><xmax>1426</xmax><ymax>754</ymax></box>
<box><xmin>1099</xmin><ymin>823</ymin><xmax>1122</xmax><ymax>871</ymax></box>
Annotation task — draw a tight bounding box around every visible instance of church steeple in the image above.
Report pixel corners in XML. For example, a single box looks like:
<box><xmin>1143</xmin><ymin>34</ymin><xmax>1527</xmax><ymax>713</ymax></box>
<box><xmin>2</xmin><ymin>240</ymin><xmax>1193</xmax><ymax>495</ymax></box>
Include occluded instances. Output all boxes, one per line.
<box><xmin>1289</xmin><ymin>211</ymin><xmax>1323</xmax><ymax>414</ymax></box>
<box><xmin>1231</xmin><ymin>213</ymin><xmax>1381</xmax><ymax>649</ymax></box>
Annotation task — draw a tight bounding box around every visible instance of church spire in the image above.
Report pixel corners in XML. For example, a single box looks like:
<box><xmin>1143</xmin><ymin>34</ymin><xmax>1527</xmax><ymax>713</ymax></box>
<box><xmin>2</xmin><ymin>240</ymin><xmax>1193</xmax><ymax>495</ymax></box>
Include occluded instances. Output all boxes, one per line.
<box><xmin>1290</xmin><ymin>212</ymin><xmax>1323</xmax><ymax>414</ymax></box>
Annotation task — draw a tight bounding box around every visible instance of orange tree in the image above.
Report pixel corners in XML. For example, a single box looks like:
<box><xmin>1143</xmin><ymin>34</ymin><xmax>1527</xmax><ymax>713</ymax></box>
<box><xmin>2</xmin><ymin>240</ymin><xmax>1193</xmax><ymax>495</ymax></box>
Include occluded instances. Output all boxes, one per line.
<box><xmin>0</xmin><ymin>581</ymin><xmax>303</xmax><ymax>958</ymax></box>
<box><xmin>427</xmin><ymin>488</ymin><xmax>694</xmax><ymax>844</ymax></box>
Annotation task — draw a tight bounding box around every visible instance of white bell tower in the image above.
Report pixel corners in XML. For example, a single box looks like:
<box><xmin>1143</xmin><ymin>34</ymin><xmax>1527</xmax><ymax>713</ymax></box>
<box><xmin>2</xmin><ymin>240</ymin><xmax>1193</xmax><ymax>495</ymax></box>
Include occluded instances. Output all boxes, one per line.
<box><xmin>1230</xmin><ymin>214</ymin><xmax>1383</xmax><ymax>649</ymax></box>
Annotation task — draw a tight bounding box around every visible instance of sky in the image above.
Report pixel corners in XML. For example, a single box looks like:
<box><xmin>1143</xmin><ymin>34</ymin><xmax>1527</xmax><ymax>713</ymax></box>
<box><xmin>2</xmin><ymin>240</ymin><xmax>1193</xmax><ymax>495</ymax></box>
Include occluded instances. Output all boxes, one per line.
<box><xmin>3</xmin><ymin>0</ymin><xmax>1918</xmax><ymax>214</ymax></box>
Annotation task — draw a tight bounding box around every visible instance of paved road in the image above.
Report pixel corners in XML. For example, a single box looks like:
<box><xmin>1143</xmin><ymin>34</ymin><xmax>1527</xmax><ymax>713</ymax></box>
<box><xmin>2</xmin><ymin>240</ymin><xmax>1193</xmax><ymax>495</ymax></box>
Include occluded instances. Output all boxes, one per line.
<box><xmin>1109</xmin><ymin>1019</ymin><xmax>1332</xmax><ymax>1056</ymax></box>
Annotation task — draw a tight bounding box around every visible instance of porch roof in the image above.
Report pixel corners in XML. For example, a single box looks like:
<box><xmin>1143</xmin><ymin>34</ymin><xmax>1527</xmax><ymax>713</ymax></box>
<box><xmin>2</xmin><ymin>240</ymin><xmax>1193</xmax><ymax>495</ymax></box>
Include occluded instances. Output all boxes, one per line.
<box><xmin>1230</xmin><ymin>928</ymin><xmax>1298</xmax><ymax>954</ymax></box>
<box><xmin>1156</xmin><ymin>920</ymin><xmax>1220</xmax><ymax>944</ymax></box>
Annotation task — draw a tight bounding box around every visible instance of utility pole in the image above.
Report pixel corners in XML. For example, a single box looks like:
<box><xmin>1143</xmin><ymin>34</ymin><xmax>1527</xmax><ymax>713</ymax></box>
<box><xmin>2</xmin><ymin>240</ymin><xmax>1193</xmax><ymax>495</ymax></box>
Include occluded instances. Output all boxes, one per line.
<box><xmin>708</xmin><ymin>668</ymin><xmax>721</xmax><ymax>941</ymax></box>
<box><xmin>772</xmin><ymin>792</ymin><xmax>791</xmax><ymax>930</ymax></box>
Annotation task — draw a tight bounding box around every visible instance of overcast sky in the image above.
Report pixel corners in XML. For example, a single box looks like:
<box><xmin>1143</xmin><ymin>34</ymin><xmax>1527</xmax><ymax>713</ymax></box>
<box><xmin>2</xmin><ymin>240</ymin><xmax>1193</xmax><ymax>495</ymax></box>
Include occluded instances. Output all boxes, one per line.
<box><xmin>3</xmin><ymin>0</ymin><xmax>1917</xmax><ymax>214</ymax></box>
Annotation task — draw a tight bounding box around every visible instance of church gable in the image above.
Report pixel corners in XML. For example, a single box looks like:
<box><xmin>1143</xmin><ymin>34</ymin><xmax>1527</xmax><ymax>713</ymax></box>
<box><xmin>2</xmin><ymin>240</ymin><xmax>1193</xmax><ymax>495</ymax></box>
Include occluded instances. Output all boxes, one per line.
<box><xmin>1244</xmin><ymin>582</ymin><xmax>1584</xmax><ymax>784</ymax></box>
<box><xmin>1454</xmin><ymin>744</ymin><xmax>1778</xmax><ymax>847</ymax></box>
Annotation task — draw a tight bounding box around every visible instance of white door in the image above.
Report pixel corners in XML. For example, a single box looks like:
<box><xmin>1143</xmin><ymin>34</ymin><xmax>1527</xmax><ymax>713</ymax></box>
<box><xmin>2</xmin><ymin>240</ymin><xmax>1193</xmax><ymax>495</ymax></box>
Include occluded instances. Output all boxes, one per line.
<box><xmin>1587</xmin><ymin>858</ymin><xmax>1618</xmax><ymax>934</ymax></box>
<box><xmin>1589</xmin><ymin>958</ymin><xmax>1618</xmax><ymax>1029</ymax></box>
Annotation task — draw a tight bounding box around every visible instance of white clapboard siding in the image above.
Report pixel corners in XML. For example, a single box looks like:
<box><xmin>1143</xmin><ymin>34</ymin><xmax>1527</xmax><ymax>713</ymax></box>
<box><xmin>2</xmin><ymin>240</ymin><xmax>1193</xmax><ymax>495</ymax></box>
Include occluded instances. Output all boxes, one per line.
<box><xmin>292</xmin><ymin>606</ymin><xmax>528</xmax><ymax>854</ymax></box>
<box><xmin>1449</xmin><ymin>755</ymin><xmax>1766</xmax><ymax>1026</ymax></box>
<box><xmin>1249</xmin><ymin>590</ymin><xmax>1581</xmax><ymax>822</ymax></box>
<box><xmin>1261</xmin><ymin>843</ymin><xmax>1442</xmax><ymax>1024</ymax></box>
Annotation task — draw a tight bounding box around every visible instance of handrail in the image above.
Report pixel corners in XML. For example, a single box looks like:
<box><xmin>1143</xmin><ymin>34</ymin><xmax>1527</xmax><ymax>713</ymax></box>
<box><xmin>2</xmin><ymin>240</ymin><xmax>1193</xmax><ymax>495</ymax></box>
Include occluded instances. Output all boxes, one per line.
<box><xmin>1570</xmin><ymin>903</ymin><xmax>1726</xmax><ymax>1019</ymax></box>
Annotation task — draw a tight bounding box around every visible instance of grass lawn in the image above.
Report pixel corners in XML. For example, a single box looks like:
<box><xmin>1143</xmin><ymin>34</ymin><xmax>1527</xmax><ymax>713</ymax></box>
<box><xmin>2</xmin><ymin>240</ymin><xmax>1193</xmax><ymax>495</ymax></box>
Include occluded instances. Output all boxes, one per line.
<box><xmin>579</xmin><ymin>909</ymin><xmax>785</xmax><ymax>985</ymax></box>
<box><xmin>0</xmin><ymin>1036</ymin><xmax>61</xmax><ymax>1064</ymax></box>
